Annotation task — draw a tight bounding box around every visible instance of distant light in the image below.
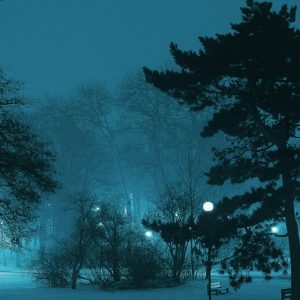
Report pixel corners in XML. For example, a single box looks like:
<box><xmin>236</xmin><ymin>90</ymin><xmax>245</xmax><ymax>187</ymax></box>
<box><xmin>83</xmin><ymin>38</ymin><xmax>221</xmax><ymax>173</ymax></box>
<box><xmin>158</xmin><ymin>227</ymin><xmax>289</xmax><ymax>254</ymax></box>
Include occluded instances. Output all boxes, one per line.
<box><xmin>203</xmin><ymin>202</ymin><xmax>214</xmax><ymax>212</ymax></box>
<box><xmin>98</xmin><ymin>222</ymin><xmax>104</xmax><ymax>227</ymax></box>
<box><xmin>271</xmin><ymin>226</ymin><xmax>279</xmax><ymax>234</ymax></box>
<box><xmin>175</xmin><ymin>211</ymin><xmax>179</xmax><ymax>217</ymax></box>
<box><xmin>92</xmin><ymin>206</ymin><xmax>100</xmax><ymax>212</ymax></box>
<box><xmin>145</xmin><ymin>231</ymin><xmax>153</xmax><ymax>238</ymax></box>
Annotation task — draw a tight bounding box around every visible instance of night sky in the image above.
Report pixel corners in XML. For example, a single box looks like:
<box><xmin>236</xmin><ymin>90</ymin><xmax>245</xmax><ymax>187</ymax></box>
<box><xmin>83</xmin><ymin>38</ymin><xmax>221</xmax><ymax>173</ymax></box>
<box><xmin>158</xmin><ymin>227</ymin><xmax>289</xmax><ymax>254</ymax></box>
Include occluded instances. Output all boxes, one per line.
<box><xmin>0</xmin><ymin>0</ymin><xmax>298</xmax><ymax>98</ymax></box>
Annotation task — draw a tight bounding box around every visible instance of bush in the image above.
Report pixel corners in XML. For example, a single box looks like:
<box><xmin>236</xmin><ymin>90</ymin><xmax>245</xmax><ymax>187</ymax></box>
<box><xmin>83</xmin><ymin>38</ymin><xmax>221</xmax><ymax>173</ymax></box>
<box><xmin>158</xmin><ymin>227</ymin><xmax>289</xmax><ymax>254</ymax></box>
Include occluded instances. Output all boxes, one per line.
<box><xmin>125</xmin><ymin>239</ymin><xmax>163</xmax><ymax>288</ymax></box>
<box><xmin>30</xmin><ymin>250</ymin><xmax>71</xmax><ymax>288</ymax></box>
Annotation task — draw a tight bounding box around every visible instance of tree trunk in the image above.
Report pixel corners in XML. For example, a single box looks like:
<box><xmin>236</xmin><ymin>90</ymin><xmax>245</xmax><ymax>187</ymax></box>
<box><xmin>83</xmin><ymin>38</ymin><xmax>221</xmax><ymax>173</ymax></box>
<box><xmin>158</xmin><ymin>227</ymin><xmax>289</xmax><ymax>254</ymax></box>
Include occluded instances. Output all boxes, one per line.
<box><xmin>15</xmin><ymin>252</ymin><xmax>20</xmax><ymax>268</ymax></box>
<box><xmin>71</xmin><ymin>270</ymin><xmax>79</xmax><ymax>289</ymax></box>
<box><xmin>190</xmin><ymin>240</ymin><xmax>195</xmax><ymax>279</ymax></box>
<box><xmin>2</xmin><ymin>249</ymin><xmax>6</xmax><ymax>267</ymax></box>
<box><xmin>112</xmin><ymin>264</ymin><xmax>120</xmax><ymax>282</ymax></box>
<box><xmin>284</xmin><ymin>195</ymin><xmax>300</xmax><ymax>300</ymax></box>
<box><xmin>71</xmin><ymin>263</ymin><xmax>82</xmax><ymax>289</ymax></box>
<box><xmin>251</xmin><ymin>105</ymin><xmax>300</xmax><ymax>299</ymax></box>
<box><xmin>112</xmin><ymin>248</ymin><xmax>120</xmax><ymax>282</ymax></box>
<box><xmin>171</xmin><ymin>244</ymin><xmax>187</xmax><ymax>283</ymax></box>
<box><xmin>207</xmin><ymin>247</ymin><xmax>212</xmax><ymax>300</ymax></box>
<box><xmin>205</xmin><ymin>264</ymin><xmax>209</xmax><ymax>280</ymax></box>
<box><xmin>108</xmin><ymin>138</ymin><xmax>131</xmax><ymax>221</ymax></box>
<box><xmin>39</xmin><ymin>224</ymin><xmax>46</xmax><ymax>256</ymax></box>
<box><xmin>171</xmin><ymin>251</ymin><xmax>180</xmax><ymax>283</ymax></box>
<box><xmin>171</xmin><ymin>265</ymin><xmax>180</xmax><ymax>283</ymax></box>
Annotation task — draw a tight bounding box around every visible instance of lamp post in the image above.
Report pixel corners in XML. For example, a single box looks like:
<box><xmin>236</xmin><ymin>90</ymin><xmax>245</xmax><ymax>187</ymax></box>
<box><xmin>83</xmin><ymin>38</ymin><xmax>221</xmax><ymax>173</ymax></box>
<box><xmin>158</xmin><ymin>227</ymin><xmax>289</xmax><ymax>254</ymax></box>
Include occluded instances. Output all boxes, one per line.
<box><xmin>203</xmin><ymin>201</ymin><xmax>214</xmax><ymax>300</ymax></box>
<box><xmin>207</xmin><ymin>246</ymin><xmax>212</xmax><ymax>300</ymax></box>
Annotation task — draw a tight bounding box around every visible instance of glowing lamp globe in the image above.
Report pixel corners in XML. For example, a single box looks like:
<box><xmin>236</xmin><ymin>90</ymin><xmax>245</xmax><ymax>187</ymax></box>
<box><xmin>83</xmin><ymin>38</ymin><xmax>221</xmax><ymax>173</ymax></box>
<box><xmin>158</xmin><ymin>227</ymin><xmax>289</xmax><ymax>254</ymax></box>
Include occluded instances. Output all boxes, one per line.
<box><xmin>271</xmin><ymin>226</ymin><xmax>279</xmax><ymax>234</ymax></box>
<box><xmin>145</xmin><ymin>231</ymin><xmax>153</xmax><ymax>238</ymax></box>
<box><xmin>203</xmin><ymin>202</ymin><xmax>214</xmax><ymax>212</ymax></box>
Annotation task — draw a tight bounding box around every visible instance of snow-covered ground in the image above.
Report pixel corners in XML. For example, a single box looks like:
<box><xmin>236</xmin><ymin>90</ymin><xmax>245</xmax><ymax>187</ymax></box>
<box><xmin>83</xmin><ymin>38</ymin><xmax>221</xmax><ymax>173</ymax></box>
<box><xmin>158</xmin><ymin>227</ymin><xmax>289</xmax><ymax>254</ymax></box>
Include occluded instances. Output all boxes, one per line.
<box><xmin>0</xmin><ymin>271</ymin><xmax>291</xmax><ymax>300</ymax></box>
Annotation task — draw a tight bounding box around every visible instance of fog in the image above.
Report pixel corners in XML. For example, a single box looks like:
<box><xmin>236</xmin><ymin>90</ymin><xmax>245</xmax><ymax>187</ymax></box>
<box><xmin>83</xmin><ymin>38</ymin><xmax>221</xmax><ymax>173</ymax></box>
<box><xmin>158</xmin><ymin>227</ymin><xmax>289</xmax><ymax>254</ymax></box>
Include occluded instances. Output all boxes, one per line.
<box><xmin>0</xmin><ymin>1</ymin><xmax>298</xmax><ymax>299</ymax></box>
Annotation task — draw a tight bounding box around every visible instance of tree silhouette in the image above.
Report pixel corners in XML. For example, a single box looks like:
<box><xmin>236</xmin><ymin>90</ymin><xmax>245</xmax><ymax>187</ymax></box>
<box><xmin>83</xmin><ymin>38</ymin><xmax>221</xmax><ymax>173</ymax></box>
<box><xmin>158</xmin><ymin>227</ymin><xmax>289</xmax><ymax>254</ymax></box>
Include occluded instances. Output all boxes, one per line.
<box><xmin>144</xmin><ymin>1</ymin><xmax>300</xmax><ymax>298</ymax></box>
<box><xmin>0</xmin><ymin>71</ymin><xmax>57</xmax><ymax>246</ymax></box>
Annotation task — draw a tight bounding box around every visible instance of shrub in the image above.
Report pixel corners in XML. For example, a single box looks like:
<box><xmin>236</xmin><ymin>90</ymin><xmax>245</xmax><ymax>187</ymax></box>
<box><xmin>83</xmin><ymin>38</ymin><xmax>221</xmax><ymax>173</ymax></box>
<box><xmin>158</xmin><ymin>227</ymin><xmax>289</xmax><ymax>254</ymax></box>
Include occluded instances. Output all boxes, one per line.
<box><xmin>30</xmin><ymin>250</ymin><xmax>71</xmax><ymax>287</ymax></box>
<box><xmin>125</xmin><ymin>239</ymin><xmax>163</xmax><ymax>288</ymax></box>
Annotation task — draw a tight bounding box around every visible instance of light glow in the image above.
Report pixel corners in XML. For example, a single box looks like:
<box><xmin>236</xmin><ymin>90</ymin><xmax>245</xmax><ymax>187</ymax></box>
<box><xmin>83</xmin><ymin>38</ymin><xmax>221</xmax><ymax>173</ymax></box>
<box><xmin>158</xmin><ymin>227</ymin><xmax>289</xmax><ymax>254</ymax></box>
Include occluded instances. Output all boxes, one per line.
<box><xmin>145</xmin><ymin>231</ymin><xmax>153</xmax><ymax>238</ymax></box>
<box><xmin>92</xmin><ymin>206</ymin><xmax>100</xmax><ymax>212</ymax></box>
<box><xmin>271</xmin><ymin>226</ymin><xmax>279</xmax><ymax>234</ymax></box>
<box><xmin>203</xmin><ymin>201</ymin><xmax>214</xmax><ymax>212</ymax></box>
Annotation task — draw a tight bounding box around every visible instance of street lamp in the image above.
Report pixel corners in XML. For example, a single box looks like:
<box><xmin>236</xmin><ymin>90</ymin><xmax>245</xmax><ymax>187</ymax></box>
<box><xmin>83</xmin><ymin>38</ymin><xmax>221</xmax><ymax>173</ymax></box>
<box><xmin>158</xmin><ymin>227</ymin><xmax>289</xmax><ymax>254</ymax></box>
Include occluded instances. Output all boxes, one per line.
<box><xmin>203</xmin><ymin>201</ymin><xmax>214</xmax><ymax>212</ymax></box>
<box><xmin>145</xmin><ymin>230</ymin><xmax>153</xmax><ymax>238</ymax></box>
<box><xmin>203</xmin><ymin>201</ymin><xmax>214</xmax><ymax>300</ymax></box>
<box><xmin>271</xmin><ymin>226</ymin><xmax>279</xmax><ymax>234</ymax></box>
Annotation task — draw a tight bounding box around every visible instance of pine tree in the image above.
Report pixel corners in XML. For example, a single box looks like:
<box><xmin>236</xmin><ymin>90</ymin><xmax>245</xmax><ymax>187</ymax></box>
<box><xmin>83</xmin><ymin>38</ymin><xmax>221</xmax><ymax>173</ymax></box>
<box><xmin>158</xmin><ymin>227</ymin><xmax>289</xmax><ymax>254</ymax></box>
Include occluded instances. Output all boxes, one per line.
<box><xmin>0</xmin><ymin>71</ymin><xmax>57</xmax><ymax>246</ymax></box>
<box><xmin>144</xmin><ymin>1</ymin><xmax>300</xmax><ymax>298</ymax></box>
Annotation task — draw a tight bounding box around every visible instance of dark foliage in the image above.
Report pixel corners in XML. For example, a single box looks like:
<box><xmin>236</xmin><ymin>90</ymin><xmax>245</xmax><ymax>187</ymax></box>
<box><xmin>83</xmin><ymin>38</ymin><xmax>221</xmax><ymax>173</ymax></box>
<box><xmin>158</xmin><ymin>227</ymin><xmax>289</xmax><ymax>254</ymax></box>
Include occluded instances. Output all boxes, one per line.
<box><xmin>143</xmin><ymin>218</ymin><xmax>191</xmax><ymax>283</ymax></box>
<box><xmin>30</xmin><ymin>249</ymin><xmax>71</xmax><ymax>288</ymax></box>
<box><xmin>125</xmin><ymin>237</ymin><xmax>163</xmax><ymax>288</ymax></box>
<box><xmin>144</xmin><ymin>1</ymin><xmax>300</xmax><ymax>297</ymax></box>
<box><xmin>0</xmin><ymin>71</ymin><xmax>57</xmax><ymax>245</ymax></box>
<box><xmin>219</xmin><ymin>226</ymin><xmax>288</xmax><ymax>288</ymax></box>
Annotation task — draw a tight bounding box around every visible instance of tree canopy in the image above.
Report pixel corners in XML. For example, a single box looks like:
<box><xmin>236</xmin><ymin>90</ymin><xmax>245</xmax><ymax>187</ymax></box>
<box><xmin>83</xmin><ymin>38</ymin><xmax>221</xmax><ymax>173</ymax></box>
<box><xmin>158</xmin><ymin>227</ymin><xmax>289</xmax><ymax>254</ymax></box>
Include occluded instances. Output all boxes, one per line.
<box><xmin>0</xmin><ymin>71</ymin><xmax>57</xmax><ymax>246</ymax></box>
<box><xmin>144</xmin><ymin>1</ymin><xmax>300</xmax><ymax>298</ymax></box>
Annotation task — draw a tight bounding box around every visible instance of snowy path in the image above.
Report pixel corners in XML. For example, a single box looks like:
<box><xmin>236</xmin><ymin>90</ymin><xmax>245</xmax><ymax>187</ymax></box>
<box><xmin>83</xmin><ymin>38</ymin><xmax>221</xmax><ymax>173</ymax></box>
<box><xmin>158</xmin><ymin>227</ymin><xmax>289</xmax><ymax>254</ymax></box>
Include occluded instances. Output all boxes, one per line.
<box><xmin>0</xmin><ymin>272</ymin><xmax>291</xmax><ymax>300</ymax></box>
<box><xmin>0</xmin><ymin>270</ymin><xmax>35</xmax><ymax>289</ymax></box>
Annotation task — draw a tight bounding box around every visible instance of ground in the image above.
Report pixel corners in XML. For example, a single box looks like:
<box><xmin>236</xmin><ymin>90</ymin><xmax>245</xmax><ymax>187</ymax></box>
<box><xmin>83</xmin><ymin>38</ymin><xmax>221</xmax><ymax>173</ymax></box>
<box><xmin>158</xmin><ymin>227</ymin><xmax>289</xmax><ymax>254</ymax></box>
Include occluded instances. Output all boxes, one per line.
<box><xmin>0</xmin><ymin>270</ymin><xmax>291</xmax><ymax>300</ymax></box>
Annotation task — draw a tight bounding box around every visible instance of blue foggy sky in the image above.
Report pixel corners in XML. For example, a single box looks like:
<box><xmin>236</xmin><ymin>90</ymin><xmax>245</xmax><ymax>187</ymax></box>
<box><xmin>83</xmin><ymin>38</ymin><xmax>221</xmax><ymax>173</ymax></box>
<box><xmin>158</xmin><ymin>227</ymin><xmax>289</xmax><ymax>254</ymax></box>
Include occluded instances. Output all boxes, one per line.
<box><xmin>0</xmin><ymin>0</ymin><xmax>298</xmax><ymax>97</ymax></box>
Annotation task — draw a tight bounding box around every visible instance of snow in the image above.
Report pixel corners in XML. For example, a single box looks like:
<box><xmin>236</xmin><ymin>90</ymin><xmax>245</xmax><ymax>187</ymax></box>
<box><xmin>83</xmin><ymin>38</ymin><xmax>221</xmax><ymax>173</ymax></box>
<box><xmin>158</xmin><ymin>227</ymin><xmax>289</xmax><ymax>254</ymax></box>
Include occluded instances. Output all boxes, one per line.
<box><xmin>0</xmin><ymin>271</ymin><xmax>291</xmax><ymax>300</ymax></box>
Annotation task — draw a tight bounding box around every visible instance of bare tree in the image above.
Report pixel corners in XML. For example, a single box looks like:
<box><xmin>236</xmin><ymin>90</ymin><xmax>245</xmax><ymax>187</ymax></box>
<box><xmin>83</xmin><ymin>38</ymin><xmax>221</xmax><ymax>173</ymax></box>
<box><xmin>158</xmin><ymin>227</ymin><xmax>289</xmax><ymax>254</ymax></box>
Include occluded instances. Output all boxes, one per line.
<box><xmin>144</xmin><ymin>185</ymin><xmax>192</xmax><ymax>282</ymax></box>
<box><xmin>67</xmin><ymin>193</ymin><xmax>99</xmax><ymax>289</ymax></box>
<box><xmin>92</xmin><ymin>199</ymin><xmax>130</xmax><ymax>282</ymax></box>
<box><xmin>66</xmin><ymin>84</ymin><xmax>132</xmax><ymax>221</ymax></box>
<box><xmin>118</xmin><ymin>71</ymin><xmax>185</xmax><ymax>193</ymax></box>
<box><xmin>31</xmin><ymin>193</ymin><xmax>99</xmax><ymax>289</ymax></box>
